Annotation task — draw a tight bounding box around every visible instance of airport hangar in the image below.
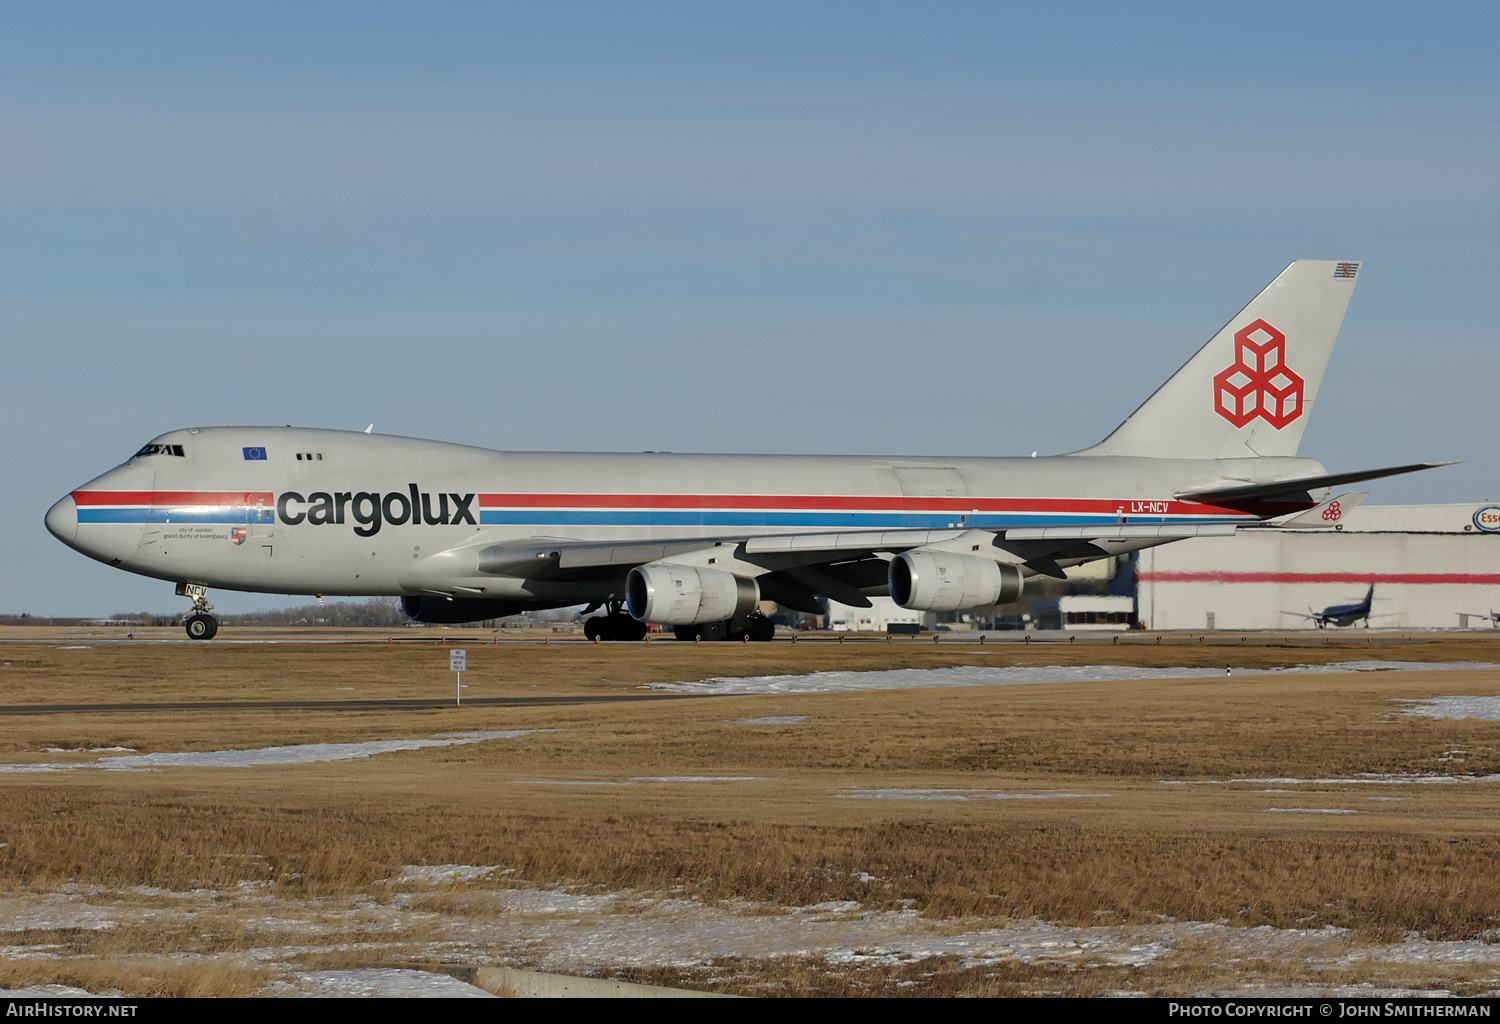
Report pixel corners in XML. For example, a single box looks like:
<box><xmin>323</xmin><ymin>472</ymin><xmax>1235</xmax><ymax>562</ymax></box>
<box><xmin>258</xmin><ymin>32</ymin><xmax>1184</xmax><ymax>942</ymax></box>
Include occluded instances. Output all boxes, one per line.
<box><xmin>822</xmin><ymin>503</ymin><xmax>1500</xmax><ymax>632</ymax></box>
<box><xmin>1134</xmin><ymin>502</ymin><xmax>1500</xmax><ymax>631</ymax></box>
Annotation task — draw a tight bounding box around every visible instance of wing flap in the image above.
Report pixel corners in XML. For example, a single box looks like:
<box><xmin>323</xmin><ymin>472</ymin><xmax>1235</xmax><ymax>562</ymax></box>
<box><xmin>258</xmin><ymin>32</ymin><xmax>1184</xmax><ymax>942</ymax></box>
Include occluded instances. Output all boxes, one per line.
<box><xmin>1003</xmin><ymin>523</ymin><xmax>1239</xmax><ymax>541</ymax></box>
<box><xmin>743</xmin><ymin>528</ymin><xmax>966</xmax><ymax>555</ymax></box>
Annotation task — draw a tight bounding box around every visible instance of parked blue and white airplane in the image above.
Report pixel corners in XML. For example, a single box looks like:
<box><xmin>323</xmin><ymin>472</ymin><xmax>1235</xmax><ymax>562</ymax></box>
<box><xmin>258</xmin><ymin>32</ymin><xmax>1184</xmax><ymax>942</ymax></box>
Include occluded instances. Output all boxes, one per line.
<box><xmin>1289</xmin><ymin>585</ymin><xmax>1378</xmax><ymax>629</ymax></box>
<box><xmin>46</xmin><ymin>260</ymin><xmax>1451</xmax><ymax>640</ymax></box>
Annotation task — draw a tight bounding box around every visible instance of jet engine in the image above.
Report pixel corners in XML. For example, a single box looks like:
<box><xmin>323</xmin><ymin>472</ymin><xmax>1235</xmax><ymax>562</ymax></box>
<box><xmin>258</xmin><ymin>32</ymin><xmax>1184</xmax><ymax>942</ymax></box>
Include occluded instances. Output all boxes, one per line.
<box><xmin>888</xmin><ymin>549</ymin><xmax>1024</xmax><ymax>612</ymax></box>
<box><xmin>625</xmin><ymin>563</ymin><xmax>760</xmax><ymax>625</ymax></box>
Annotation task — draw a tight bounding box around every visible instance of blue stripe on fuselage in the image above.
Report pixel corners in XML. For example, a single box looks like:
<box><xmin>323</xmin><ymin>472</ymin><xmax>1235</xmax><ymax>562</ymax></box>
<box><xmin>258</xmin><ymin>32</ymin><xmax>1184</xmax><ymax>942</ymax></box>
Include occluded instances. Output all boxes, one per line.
<box><xmin>77</xmin><ymin>509</ymin><xmax>259</xmax><ymax>525</ymax></box>
<box><xmin>476</xmin><ymin>510</ymin><xmax>1233</xmax><ymax>528</ymax></box>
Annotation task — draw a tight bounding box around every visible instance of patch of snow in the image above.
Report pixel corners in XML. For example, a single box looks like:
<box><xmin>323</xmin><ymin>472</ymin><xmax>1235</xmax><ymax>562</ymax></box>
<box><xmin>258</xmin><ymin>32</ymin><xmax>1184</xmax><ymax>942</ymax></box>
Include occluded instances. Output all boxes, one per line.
<box><xmin>0</xmin><ymin>986</ymin><xmax>102</xmax><ymax>997</ymax></box>
<box><xmin>1263</xmin><ymin>808</ymin><xmax>1362</xmax><ymax>814</ymax></box>
<box><xmin>14</xmin><ymin>881</ymin><xmax>1500</xmax><ymax>992</ymax></box>
<box><xmin>1211</xmin><ymin>986</ymin><xmax>1454</xmax><ymax>999</ymax></box>
<box><xmin>289</xmin><ymin>968</ymin><xmax>497</xmax><ymax>998</ymax></box>
<box><xmin>1164</xmin><ymin>775</ymin><xmax>1472</xmax><ymax>786</ymax></box>
<box><xmin>0</xmin><ymin>895</ymin><xmax>122</xmax><ymax>931</ymax></box>
<box><xmin>1396</xmin><ymin>696</ymin><xmax>1500</xmax><ymax>721</ymax></box>
<box><xmin>0</xmin><ymin>730</ymin><xmax>542</xmax><ymax>773</ymax></box>
<box><xmin>833</xmin><ymin>788</ymin><xmax>1111</xmax><ymax>802</ymax></box>
<box><xmin>395</xmin><ymin>865</ymin><xmax>501</xmax><ymax>885</ymax></box>
<box><xmin>512</xmin><ymin>780</ymin><xmax>632</xmax><ymax>786</ymax></box>
<box><xmin>648</xmin><ymin>661</ymin><xmax>1500</xmax><ymax>696</ymax></box>
<box><xmin>629</xmin><ymin>776</ymin><xmax>771</xmax><ymax>782</ymax></box>
<box><xmin>726</xmin><ymin>716</ymin><xmax>808</xmax><ymax>725</ymax></box>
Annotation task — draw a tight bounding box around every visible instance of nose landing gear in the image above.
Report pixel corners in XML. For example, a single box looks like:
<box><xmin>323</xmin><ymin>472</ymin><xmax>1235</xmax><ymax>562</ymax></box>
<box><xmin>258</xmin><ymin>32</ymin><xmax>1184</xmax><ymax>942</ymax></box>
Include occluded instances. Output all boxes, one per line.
<box><xmin>176</xmin><ymin>582</ymin><xmax>219</xmax><ymax>641</ymax></box>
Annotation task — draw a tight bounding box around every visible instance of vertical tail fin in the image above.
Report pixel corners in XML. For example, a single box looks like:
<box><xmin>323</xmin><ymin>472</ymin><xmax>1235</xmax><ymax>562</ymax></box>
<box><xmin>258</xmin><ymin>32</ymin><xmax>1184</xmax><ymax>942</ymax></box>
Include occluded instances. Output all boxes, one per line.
<box><xmin>1075</xmin><ymin>260</ymin><xmax>1361</xmax><ymax>459</ymax></box>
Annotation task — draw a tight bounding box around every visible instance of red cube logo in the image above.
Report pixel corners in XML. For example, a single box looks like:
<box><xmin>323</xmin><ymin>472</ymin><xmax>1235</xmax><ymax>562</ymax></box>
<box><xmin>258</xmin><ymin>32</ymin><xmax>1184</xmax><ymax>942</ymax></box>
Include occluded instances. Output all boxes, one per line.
<box><xmin>1212</xmin><ymin>319</ymin><xmax>1304</xmax><ymax>429</ymax></box>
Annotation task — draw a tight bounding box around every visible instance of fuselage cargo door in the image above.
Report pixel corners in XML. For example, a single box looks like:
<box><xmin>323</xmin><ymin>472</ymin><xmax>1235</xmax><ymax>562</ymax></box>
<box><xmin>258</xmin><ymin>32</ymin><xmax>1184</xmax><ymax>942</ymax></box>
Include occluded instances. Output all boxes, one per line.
<box><xmin>893</xmin><ymin>465</ymin><xmax>971</xmax><ymax>529</ymax></box>
<box><xmin>247</xmin><ymin>492</ymin><xmax>274</xmax><ymax>556</ymax></box>
<box><xmin>893</xmin><ymin>465</ymin><xmax>969</xmax><ymax>498</ymax></box>
<box><xmin>135</xmin><ymin>469</ymin><xmax>161</xmax><ymax>554</ymax></box>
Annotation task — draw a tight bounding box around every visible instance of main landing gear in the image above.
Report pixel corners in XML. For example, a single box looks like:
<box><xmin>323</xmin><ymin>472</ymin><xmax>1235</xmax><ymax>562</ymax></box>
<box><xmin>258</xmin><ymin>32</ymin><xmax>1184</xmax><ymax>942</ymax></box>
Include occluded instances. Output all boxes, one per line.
<box><xmin>582</xmin><ymin>603</ymin><xmax>775</xmax><ymax>643</ymax></box>
<box><xmin>583</xmin><ymin>601</ymin><xmax>648</xmax><ymax>642</ymax></box>
<box><xmin>673</xmin><ymin>614</ymin><xmax>775</xmax><ymax>643</ymax></box>
<box><xmin>177</xmin><ymin>582</ymin><xmax>219</xmax><ymax>641</ymax></box>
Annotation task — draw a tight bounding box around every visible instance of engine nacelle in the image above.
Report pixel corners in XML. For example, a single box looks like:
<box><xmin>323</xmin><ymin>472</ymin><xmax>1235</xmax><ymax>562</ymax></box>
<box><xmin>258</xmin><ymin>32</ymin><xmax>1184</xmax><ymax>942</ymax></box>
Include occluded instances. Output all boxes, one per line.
<box><xmin>888</xmin><ymin>550</ymin><xmax>1024</xmax><ymax>612</ymax></box>
<box><xmin>625</xmin><ymin>563</ymin><xmax>760</xmax><ymax>625</ymax></box>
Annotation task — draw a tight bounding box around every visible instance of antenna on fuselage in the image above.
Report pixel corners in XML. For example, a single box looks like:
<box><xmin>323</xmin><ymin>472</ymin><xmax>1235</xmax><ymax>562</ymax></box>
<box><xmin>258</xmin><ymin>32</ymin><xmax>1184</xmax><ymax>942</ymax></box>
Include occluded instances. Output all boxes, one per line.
<box><xmin>364</xmin><ymin>424</ymin><xmax>374</xmax><ymax>434</ymax></box>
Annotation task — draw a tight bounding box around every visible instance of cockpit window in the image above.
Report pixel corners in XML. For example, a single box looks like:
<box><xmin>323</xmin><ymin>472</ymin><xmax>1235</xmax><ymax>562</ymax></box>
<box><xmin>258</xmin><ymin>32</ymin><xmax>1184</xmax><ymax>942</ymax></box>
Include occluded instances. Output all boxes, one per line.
<box><xmin>133</xmin><ymin>443</ymin><xmax>186</xmax><ymax>458</ymax></box>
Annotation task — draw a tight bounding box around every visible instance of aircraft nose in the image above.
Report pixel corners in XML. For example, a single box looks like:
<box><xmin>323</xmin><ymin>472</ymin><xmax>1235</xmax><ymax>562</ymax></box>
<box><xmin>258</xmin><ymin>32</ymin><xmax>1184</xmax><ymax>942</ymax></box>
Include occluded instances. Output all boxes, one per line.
<box><xmin>45</xmin><ymin>494</ymin><xmax>78</xmax><ymax>546</ymax></box>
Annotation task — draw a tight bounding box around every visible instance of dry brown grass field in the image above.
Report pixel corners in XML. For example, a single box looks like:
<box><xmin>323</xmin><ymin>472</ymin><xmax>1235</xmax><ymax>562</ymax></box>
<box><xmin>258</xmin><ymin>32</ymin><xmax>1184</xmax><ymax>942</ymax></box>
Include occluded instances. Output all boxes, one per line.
<box><xmin>2</xmin><ymin>627</ymin><xmax>1500</xmax><ymax>996</ymax></box>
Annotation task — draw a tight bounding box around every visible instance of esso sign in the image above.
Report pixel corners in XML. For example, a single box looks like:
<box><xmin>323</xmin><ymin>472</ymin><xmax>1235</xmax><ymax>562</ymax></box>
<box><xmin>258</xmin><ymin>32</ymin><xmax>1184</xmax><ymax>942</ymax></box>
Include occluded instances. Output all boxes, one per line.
<box><xmin>1475</xmin><ymin>506</ymin><xmax>1500</xmax><ymax>532</ymax></box>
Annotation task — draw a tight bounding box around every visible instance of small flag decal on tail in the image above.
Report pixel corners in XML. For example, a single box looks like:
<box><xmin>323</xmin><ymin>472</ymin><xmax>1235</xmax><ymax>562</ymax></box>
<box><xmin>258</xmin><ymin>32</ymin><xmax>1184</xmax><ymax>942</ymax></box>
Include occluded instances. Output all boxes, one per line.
<box><xmin>1334</xmin><ymin>262</ymin><xmax>1359</xmax><ymax>278</ymax></box>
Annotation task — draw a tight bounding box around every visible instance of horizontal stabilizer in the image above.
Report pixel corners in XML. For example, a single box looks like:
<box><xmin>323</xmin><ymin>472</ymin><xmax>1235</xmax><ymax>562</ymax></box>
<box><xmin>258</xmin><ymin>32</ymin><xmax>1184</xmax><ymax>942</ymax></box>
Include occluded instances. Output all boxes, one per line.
<box><xmin>1262</xmin><ymin>491</ymin><xmax>1367</xmax><ymax>528</ymax></box>
<box><xmin>1176</xmin><ymin>462</ymin><xmax>1457</xmax><ymax>504</ymax></box>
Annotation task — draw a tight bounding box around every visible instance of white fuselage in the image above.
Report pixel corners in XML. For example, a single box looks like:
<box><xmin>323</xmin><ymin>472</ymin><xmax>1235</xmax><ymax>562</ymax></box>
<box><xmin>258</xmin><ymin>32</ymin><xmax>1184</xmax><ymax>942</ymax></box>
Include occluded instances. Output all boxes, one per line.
<box><xmin>46</xmin><ymin>426</ymin><xmax>1324</xmax><ymax>603</ymax></box>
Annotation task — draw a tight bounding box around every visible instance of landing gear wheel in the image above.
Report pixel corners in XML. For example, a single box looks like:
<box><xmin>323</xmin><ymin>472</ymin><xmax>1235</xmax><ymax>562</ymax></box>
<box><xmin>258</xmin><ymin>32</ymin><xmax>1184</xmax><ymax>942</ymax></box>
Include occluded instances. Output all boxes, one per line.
<box><xmin>185</xmin><ymin>613</ymin><xmax>218</xmax><ymax>641</ymax></box>
<box><xmin>749</xmin><ymin>615</ymin><xmax>775</xmax><ymax>642</ymax></box>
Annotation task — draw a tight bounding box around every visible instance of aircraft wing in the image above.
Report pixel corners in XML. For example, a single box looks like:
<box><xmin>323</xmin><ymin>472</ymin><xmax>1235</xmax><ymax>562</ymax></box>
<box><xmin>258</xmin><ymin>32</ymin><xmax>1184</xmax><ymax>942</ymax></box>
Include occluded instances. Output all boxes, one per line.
<box><xmin>479</xmin><ymin>528</ymin><xmax>971</xmax><ymax>575</ymax></box>
<box><xmin>463</xmin><ymin>520</ymin><xmax>1241</xmax><ymax>613</ymax></box>
<box><xmin>483</xmin><ymin>522</ymin><xmax>1239</xmax><ymax>572</ymax></box>
<box><xmin>434</xmin><ymin>502</ymin><xmax>1365</xmax><ymax>609</ymax></box>
<box><xmin>472</xmin><ymin>531</ymin><xmax>962</xmax><ymax>613</ymax></box>
<box><xmin>478</xmin><ymin>522</ymin><xmax>1234</xmax><ymax>578</ymax></box>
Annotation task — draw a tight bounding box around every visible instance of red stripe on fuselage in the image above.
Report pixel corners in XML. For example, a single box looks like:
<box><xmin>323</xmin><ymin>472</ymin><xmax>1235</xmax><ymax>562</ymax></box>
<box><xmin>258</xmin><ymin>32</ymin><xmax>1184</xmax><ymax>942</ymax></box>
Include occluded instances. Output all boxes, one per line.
<box><xmin>72</xmin><ymin>491</ymin><xmax>275</xmax><ymax>507</ymax></box>
<box><xmin>475</xmin><ymin>493</ymin><xmax>1256</xmax><ymax>516</ymax></box>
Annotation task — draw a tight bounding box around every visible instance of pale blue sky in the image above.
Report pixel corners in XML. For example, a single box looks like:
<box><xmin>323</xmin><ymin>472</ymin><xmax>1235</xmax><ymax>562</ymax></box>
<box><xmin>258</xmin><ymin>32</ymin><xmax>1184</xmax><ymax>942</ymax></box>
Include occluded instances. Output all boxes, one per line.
<box><xmin>5</xmin><ymin>2</ymin><xmax>1496</xmax><ymax>615</ymax></box>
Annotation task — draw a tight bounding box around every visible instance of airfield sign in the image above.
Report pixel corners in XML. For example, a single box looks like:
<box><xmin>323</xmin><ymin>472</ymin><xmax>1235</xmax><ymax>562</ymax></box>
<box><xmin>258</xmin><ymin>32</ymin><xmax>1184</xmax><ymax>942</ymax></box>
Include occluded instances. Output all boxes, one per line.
<box><xmin>450</xmin><ymin>648</ymin><xmax>466</xmax><ymax>705</ymax></box>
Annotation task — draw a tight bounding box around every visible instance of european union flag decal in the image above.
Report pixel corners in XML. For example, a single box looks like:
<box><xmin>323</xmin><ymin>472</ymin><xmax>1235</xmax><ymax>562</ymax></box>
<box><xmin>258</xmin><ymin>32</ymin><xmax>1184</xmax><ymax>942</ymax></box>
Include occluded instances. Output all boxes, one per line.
<box><xmin>243</xmin><ymin>447</ymin><xmax>267</xmax><ymax>461</ymax></box>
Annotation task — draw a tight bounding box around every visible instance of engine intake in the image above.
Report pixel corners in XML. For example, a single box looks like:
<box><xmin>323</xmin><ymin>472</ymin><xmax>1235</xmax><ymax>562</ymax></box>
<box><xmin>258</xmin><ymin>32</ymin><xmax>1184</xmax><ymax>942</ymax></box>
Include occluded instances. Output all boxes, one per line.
<box><xmin>626</xmin><ymin>563</ymin><xmax>759</xmax><ymax>625</ymax></box>
<box><xmin>888</xmin><ymin>550</ymin><xmax>1024</xmax><ymax>612</ymax></box>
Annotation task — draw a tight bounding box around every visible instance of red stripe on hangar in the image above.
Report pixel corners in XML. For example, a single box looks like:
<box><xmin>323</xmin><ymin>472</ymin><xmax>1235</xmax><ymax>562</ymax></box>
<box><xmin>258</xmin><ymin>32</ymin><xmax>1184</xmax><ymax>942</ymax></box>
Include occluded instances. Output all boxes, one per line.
<box><xmin>72</xmin><ymin>490</ymin><xmax>275</xmax><ymax>507</ymax></box>
<box><xmin>1139</xmin><ymin>571</ymin><xmax>1500</xmax><ymax>585</ymax></box>
<box><xmin>476</xmin><ymin>493</ymin><xmax>1246</xmax><ymax>515</ymax></box>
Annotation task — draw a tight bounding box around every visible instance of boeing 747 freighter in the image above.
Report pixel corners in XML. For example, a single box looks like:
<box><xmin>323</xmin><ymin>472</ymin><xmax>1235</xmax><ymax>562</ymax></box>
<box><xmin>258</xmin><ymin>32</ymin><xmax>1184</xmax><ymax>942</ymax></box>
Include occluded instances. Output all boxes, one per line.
<box><xmin>46</xmin><ymin>260</ymin><xmax>1449</xmax><ymax>640</ymax></box>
